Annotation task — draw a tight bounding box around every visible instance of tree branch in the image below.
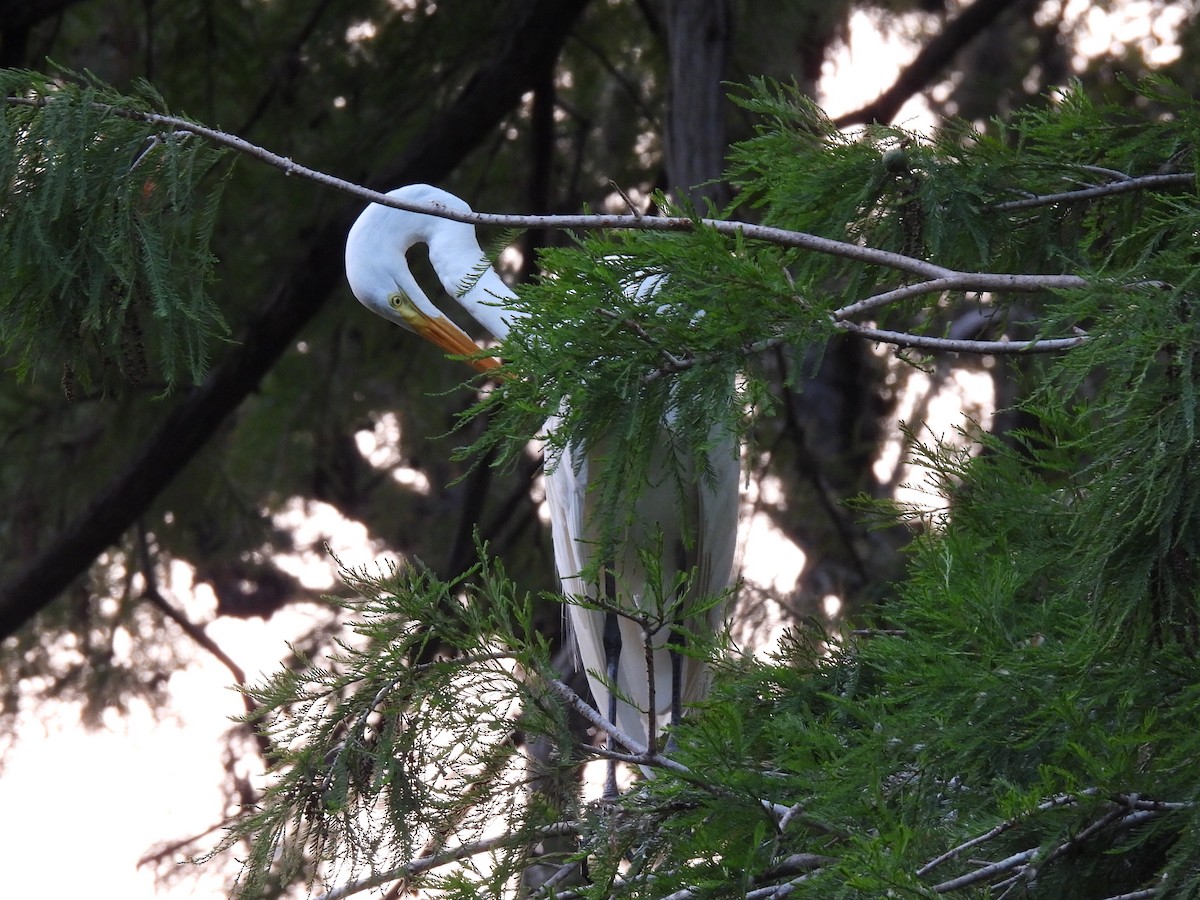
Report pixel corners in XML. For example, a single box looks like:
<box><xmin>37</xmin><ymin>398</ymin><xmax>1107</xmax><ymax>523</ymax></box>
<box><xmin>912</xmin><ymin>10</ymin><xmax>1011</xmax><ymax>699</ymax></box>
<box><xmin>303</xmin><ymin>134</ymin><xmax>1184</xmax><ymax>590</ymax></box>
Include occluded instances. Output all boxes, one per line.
<box><xmin>312</xmin><ymin>823</ymin><xmax>580</xmax><ymax>900</ymax></box>
<box><xmin>930</xmin><ymin>847</ymin><xmax>1040</xmax><ymax>893</ymax></box>
<box><xmin>921</xmin><ymin>791</ymin><xmax>1187</xmax><ymax>892</ymax></box>
<box><xmin>135</xmin><ymin>524</ymin><xmax>248</xmax><ymax>687</ymax></box>
<box><xmin>834</xmin><ymin>0</ymin><xmax>1023</xmax><ymax>127</ymax></box>
<box><xmin>917</xmin><ymin>790</ymin><xmax>1090</xmax><ymax>876</ymax></box>
<box><xmin>833</xmin><ymin>320</ymin><xmax>1085</xmax><ymax>354</ymax></box>
<box><xmin>80</xmin><ymin>106</ymin><xmax>1134</xmax><ymax>362</ymax></box>
<box><xmin>991</xmin><ymin>171</ymin><xmax>1194</xmax><ymax>212</ymax></box>
<box><xmin>11</xmin><ymin>89</ymin><xmax>1146</xmax><ymax>294</ymax></box>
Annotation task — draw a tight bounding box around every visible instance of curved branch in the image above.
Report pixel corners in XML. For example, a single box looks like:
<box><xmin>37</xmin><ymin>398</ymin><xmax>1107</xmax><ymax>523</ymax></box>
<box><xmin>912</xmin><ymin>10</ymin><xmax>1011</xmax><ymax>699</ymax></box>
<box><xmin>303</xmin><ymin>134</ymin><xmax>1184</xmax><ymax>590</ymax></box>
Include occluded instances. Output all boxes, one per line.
<box><xmin>930</xmin><ymin>847</ymin><xmax>1040</xmax><ymax>893</ymax></box>
<box><xmin>5</xmin><ymin>91</ymin><xmax>951</xmax><ymax>278</ymax></box>
<box><xmin>13</xmin><ymin>94</ymin><xmax>1180</xmax><ymax>303</ymax></box>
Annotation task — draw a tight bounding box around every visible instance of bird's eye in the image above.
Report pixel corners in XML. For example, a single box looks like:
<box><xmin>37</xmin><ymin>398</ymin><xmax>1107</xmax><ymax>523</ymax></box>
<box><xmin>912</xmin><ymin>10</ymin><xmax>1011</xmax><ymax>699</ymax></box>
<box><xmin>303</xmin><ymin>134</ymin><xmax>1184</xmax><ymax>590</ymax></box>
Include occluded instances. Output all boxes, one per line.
<box><xmin>387</xmin><ymin>293</ymin><xmax>425</xmax><ymax>328</ymax></box>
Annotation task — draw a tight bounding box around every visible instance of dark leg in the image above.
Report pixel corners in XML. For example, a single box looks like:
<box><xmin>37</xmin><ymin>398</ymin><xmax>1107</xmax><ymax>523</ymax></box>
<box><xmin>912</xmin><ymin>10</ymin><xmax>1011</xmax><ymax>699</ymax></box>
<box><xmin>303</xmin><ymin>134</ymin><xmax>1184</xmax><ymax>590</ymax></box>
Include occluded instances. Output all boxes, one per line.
<box><xmin>602</xmin><ymin>569</ymin><xmax>621</xmax><ymax>799</ymax></box>
<box><xmin>666</xmin><ymin>628</ymin><xmax>685</xmax><ymax>753</ymax></box>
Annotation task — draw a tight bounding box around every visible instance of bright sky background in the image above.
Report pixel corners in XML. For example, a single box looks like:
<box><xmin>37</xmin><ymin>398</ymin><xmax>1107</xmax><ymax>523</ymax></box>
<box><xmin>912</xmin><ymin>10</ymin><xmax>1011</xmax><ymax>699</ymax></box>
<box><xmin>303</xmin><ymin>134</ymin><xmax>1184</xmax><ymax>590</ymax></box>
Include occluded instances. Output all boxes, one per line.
<box><xmin>1</xmin><ymin>4</ymin><xmax>1185</xmax><ymax>898</ymax></box>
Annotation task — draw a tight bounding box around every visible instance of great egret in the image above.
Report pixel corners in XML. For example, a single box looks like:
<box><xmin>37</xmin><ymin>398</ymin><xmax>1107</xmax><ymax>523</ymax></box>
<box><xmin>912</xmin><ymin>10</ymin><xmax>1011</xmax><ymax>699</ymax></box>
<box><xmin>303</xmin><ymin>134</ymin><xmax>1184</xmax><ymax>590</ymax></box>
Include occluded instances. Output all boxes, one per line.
<box><xmin>345</xmin><ymin>184</ymin><xmax>739</xmax><ymax>769</ymax></box>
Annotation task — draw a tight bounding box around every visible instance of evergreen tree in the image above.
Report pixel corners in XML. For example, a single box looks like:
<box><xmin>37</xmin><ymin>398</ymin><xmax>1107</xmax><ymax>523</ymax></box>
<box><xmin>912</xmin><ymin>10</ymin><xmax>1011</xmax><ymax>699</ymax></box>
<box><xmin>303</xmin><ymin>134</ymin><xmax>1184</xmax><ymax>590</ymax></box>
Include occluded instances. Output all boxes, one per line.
<box><xmin>5</xmin><ymin>2</ymin><xmax>1200</xmax><ymax>897</ymax></box>
<box><xmin>209</xmin><ymin>77</ymin><xmax>1200</xmax><ymax>898</ymax></box>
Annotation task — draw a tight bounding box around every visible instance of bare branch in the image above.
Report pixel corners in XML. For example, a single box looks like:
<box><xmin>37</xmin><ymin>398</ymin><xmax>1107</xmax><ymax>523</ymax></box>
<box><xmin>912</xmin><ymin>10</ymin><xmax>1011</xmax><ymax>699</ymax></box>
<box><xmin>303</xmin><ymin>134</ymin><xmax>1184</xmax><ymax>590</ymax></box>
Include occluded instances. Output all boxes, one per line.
<box><xmin>833</xmin><ymin>320</ymin><xmax>1086</xmax><ymax>354</ymax></box>
<box><xmin>917</xmin><ymin>791</ymin><xmax>1091</xmax><ymax>876</ymax></box>
<box><xmin>930</xmin><ymin>847</ymin><xmax>1040</xmax><ymax>893</ymax></box>
<box><xmin>992</xmin><ymin>171</ymin><xmax>1193</xmax><ymax>212</ymax></box>
<box><xmin>1073</xmin><ymin>164</ymin><xmax>1134</xmax><ymax>182</ymax></box>
<box><xmin>642</xmin><ymin>612</ymin><xmax>660</xmax><ymax>758</ymax></box>
<box><xmin>833</xmin><ymin>278</ymin><xmax>970</xmax><ymax>320</ymax></box>
<box><xmin>922</xmin><ymin>792</ymin><xmax>1186</xmax><ymax>893</ymax></box>
<box><xmin>834</xmin><ymin>0</ymin><xmax>1023</xmax><ymax>127</ymax></box>
<box><xmin>543</xmin><ymin>674</ymin><xmax>688</xmax><ymax>775</ymax></box>
<box><xmin>549</xmin><ymin>853</ymin><xmax>828</xmax><ymax>900</ymax></box>
<box><xmin>10</xmin><ymin>88</ymin><xmax>1167</xmax><ymax>370</ymax></box>
<box><xmin>1019</xmin><ymin>807</ymin><xmax>1160</xmax><ymax>887</ymax></box>
<box><xmin>1117</xmin><ymin>794</ymin><xmax>1193</xmax><ymax>812</ymax></box>
<box><xmin>5</xmin><ymin>92</ymin><xmax>1121</xmax><ymax>292</ymax></box>
<box><xmin>311</xmin><ymin>823</ymin><xmax>580</xmax><ymax>900</ymax></box>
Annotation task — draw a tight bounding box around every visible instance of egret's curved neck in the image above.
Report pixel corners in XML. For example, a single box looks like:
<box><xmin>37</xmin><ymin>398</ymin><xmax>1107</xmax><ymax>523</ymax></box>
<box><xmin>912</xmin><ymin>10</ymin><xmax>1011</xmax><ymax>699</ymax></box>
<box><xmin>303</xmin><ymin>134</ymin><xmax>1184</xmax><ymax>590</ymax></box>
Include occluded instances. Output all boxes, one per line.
<box><xmin>426</xmin><ymin>231</ymin><xmax>520</xmax><ymax>342</ymax></box>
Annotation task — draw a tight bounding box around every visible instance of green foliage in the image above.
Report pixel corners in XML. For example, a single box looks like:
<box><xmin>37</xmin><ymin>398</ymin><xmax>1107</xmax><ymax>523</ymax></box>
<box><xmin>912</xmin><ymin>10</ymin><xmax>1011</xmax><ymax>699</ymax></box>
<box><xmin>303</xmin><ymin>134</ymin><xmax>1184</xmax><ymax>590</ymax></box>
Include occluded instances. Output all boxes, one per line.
<box><xmin>0</xmin><ymin>68</ymin><xmax>229</xmax><ymax>391</ymax></box>
<box><xmin>461</xmin><ymin>76</ymin><xmax>1200</xmax><ymax>567</ymax></box>
<box><xmin>11</xmin><ymin>51</ymin><xmax>1200</xmax><ymax>897</ymax></box>
<box><xmin>221</xmin><ymin>77</ymin><xmax>1200</xmax><ymax>897</ymax></box>
<box><xmin>220</xmin><ymin>546</ymin><xmax>569</xmax><ymax>899</ymax></box>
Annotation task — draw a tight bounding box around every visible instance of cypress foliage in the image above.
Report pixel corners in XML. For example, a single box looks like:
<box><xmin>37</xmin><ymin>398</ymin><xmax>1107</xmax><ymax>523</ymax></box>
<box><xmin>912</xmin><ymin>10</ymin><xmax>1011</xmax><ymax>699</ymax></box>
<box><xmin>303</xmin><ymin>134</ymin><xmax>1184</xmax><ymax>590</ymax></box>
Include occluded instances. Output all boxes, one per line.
<box><xmin>10</xmin><ymin>69</ymin><xmax>1200</xmax><ymax>896</ymax></box>
<box><xmin>218</xmin><ymin>79</ymin><xmax>1200</xmax><ymax>897</ymax></box>
<box><xmin>0</xmin><ymin>68</ymin><xmax>229</xmax><ymax>392</ymax></box>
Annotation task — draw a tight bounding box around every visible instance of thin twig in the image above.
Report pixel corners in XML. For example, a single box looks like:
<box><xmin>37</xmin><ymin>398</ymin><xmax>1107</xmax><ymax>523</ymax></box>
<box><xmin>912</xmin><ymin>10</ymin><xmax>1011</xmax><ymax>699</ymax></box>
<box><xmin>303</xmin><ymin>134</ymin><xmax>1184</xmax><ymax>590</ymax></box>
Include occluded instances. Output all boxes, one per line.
<box><xmin>528</xmin><ymin>857</ymin><xmax>583</xmax><ymax>897</ymax></box>
<box><xmin>1118</xmin><ymin>794</ymin><xmax>1193</xmax><ymax>812</ymax></box>
<box><xmin>833</xmin><ymin>320</ymin><xmax>1085</xmax><ymax>354</ymax></box>
<box><xmin>643</xmin><ymin>614</ymin><xmax>659</xmax><ymax>758</ymax></box>
<box><xmin>641</xmin><ymin>338</ymin><xmax>783</xmax><ymax>382</ymax></box>
<box><xmin>546</xmin><ymin>673</ymin><xmax>806</xmax><ymax>832</ymax></box>
<box><xmin>930</xmin><ymin>847</ymin><xmax>1040</xmax><ymax>893</ymax></box>
<box><xmin>311</xmin><ymin>823</ymin><xmax>580</xmax><ymax>900</ymax></box>
<box><xmin>543</xmin><ymin>675</ymin><xmax>690</xmax><ymax>778</ymax></box>
<box><xmin>133</xmin><ymin>525</ymin><xmax>256</xmax><ymax>702</ymax></box>
<box><xmin>595</xmin><ymin>307</ymin><xmax>689</xmax><ymax>373</ymax></box>
<box><xmin>917</xmin><ymin>791</ymin><xmax>1089</xmax><ymax>876</ymax></box>
<box><xmin>609</xmin><ymin>179</ymin><xmax>644</xmax><ymax>218</ymax></box>
<box><xmin>1074</xmin><ymin>164</ymin><xmax>1133</xmax><ymax>182</ymax></box>
<box><xmin>318</xmin><ymin>649</ymin><xmax>520</xmax><ymax>793</ymax></box>
<box><xmin>991</xmin><ymin>171</ymin><xmax>1193</xmax><ymax>212</ymax></box>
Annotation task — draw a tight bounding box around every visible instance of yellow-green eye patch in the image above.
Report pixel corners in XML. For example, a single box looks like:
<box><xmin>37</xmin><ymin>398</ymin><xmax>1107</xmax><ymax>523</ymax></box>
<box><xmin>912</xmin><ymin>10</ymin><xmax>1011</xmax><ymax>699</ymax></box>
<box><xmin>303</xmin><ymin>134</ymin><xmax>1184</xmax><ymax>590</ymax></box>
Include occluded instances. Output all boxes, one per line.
<box><xmin>388</xmin><ymin>293</ymin><xmax>425</xmax><ymax>328</ymax></box>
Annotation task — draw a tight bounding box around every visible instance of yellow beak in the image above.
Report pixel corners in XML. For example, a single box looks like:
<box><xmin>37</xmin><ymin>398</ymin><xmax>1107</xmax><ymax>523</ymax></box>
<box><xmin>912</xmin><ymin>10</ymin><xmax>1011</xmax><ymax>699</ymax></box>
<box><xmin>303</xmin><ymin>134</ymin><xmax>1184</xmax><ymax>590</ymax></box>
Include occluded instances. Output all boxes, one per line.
<box><xmin>413</xmin><ymin>313</ymin><xmax>502</xmax><ymax>374</ymax></box>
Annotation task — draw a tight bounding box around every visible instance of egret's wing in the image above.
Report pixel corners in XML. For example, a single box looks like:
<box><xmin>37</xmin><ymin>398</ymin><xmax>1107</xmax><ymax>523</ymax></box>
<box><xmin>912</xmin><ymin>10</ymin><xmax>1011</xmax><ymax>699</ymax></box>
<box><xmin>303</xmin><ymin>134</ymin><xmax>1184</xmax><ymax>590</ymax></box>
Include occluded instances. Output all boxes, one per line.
<box><xmin>545</xmin><ymin>426</ymin><xmax>741</xmax><ymax>754</ymax></box>
<box><xmin>544</xmin><ymin>421</ymin><xmax>665</xmax><ymax>751</ymax></box>
<box><xmin>680</xmin><ymin>425</ymin><xmax>741</xmax><ymax>706</ymax></box>
<box><xmin>543</xmin><ymin>424</ymin><xmax>615</xmax><ymax>730</ymax></box>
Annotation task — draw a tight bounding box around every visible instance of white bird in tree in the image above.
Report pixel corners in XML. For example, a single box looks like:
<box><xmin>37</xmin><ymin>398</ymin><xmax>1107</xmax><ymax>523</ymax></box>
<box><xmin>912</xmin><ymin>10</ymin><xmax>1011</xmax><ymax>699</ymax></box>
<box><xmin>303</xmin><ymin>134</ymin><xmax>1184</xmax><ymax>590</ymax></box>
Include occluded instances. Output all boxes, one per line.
<box><xmin>345</xmin><ymin>184</ymin><xmax>739</xmax><ymax>777</ymax></box>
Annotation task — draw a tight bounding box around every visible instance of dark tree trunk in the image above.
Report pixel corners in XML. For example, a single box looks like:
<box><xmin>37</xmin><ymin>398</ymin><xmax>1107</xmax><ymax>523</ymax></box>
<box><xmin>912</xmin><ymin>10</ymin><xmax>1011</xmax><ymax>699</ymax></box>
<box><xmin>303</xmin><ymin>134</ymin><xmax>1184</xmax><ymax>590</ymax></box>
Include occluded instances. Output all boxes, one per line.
<box><xmin>664</xmin><ymin>0</ymin><xmax>732</xmax><ymax>208</ymax></box>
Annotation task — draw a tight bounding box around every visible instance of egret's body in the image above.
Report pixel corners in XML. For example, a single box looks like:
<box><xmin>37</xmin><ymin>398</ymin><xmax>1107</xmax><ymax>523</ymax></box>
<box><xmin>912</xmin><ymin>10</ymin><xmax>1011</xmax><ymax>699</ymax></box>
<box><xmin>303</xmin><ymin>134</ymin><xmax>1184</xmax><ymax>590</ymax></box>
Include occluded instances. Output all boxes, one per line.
<box><xmin>345</xmin><ymin>184</ymin><xmax>739</xmax><ymax>756</ymax></box>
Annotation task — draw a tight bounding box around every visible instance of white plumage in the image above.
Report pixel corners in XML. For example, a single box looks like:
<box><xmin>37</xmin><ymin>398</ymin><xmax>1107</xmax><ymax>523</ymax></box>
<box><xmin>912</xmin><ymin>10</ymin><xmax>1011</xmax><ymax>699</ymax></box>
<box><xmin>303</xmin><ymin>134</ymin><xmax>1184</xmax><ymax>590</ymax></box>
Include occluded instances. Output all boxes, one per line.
<box><xmin>345</xmin><ymin>184</ymin><xmax>739</xmax><ymax>756</ymax></box>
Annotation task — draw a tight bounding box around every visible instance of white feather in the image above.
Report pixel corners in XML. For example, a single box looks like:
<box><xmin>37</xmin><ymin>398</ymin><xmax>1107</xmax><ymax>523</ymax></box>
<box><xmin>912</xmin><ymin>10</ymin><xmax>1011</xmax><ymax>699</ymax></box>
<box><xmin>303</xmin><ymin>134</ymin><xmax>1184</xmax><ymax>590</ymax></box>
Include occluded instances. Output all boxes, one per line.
<box><xmin>346</xmin><ymin>184</ymin><xmax>740</xmax><ymax>754</ymax></box>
